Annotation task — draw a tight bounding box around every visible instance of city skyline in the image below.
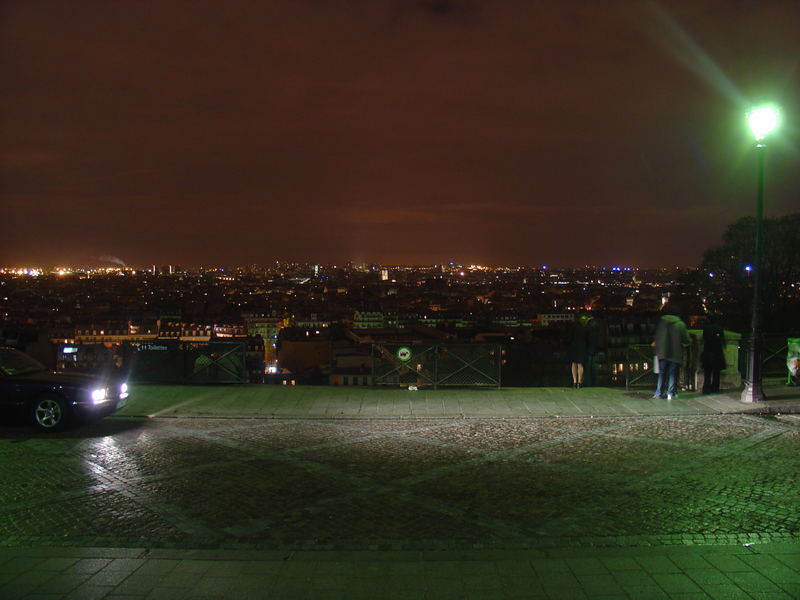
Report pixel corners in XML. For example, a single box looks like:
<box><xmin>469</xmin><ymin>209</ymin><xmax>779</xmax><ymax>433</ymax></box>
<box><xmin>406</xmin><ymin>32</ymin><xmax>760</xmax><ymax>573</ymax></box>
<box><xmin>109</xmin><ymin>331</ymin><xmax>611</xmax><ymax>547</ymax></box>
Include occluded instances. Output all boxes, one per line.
<box><xmin>0</xmin><ymin>262</ymin><xmax>692</xmax><ymax>272</ymax></box>
<box><xmin>2</xmin><ymin>1</ymin><xmax>799</xmax><ymax>268</ymax></box>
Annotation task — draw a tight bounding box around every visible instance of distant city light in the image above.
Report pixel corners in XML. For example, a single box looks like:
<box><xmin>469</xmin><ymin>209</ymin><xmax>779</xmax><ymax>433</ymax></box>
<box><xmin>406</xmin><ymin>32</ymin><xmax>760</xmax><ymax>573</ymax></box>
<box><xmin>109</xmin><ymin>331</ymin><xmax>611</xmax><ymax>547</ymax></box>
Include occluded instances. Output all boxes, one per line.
<box><xmin>745</xmin><ymin>265</ymin><xmax>752</xmax><ymax>272</ymax></box>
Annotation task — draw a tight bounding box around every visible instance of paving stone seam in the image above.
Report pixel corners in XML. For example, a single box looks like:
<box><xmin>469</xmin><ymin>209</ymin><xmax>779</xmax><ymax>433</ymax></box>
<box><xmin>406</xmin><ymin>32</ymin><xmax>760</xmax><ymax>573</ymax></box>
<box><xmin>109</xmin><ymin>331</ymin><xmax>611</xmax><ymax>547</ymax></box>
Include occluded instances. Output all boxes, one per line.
<box><xmin>336</xmin><ymin>417</ymin><xmax>489</xmax><ymax>436</ymax></box>
<box><xmin>158</xmin><ymin>417</ymin><xmax>294</xmax><ymax>435</ymax></box>
<box><xmin>83</xmin><ymin>454</ymin><xmax>263</xmax><ymax>487</ymax></box>
<box><xmin>160</xmin><ymin>421</ymin><xmax>406</xmax><ymax>467</ymax></box>
<box><xmin>156</xmin><ymin>418</ymin><xmax>796</xmax><ymax>543</ymax></box>
<box><xmin>118</xmin><ymin>403</ymin><xmax>800</xmax><ymax>420</ymax></box>
<box><xmin>0</xmin><ymin>478</ymin><xmax>114</xmax><ymax>514</ymax></box>
<box><xmin>592</xmin><ymin>422</ymin><xmax>791</xmax><ymax>468</ymax></box>
<box><xmin>2</xmin><ymin>445</ymin><xmax>232</xmax><ymax>540</ymax></box>
<box><xmin>611</xmin><ymin>427</ymin><xmax>794</xmax><ymax>490</ymax></box>
<box><xmin>3</xmin><ymin>419</ymin><xmax>793</xmax><ymax>508</ymax></box>
<box><xmin>147</xmin><ymin>417</ymin><xmax>471</xmax><ymax>467</ymax></box>
<box><xmin>739</xmin><ymin>413</ymin><xmax>800</xmax><ymax>430</ymax></box>
<box><xmin>172</xmin><ymin>428</ymin><xmax>528</xmax><ymax>540</ymax></box>
<box><xmin>79</xmin><ymin>466</ymin><xmax>226</xmax><ymax>540</ymax></box>
<box><xmin>3</xmin><ymin>414</ymin><xmax>798</xmax><ymax>554</ymax></box>
<box><xmin>124</xmin><ymin>405</ymin><xmax>800</xmax><ymax>419</ymax></box>
<box><xmin>722</xmin><ymin>428</ymin><xmax>794</xmax><ymax>452</ymax></box>
<box><xmin>378</xmin><ymin>421</ymin><xmax>640</xmax><ymax>485</ymax></box>
<box><xmin>183</xmin><ymin>417</ymin><xmax>800</xmax><ymax>543</ymax></box>
<box><xmin>3</xmin><ymin>418</ymin><xmax>437</xmax><ymax>534</ymax></box>
<box><xmin>3</xmin><ymin>533</ymin><xmax>799</xmax><ymax>553</ymax></box>
<box><xmin>101</xmin><ymin>419</ymin><xmax>648</xmax><ymax>543</ymax></box>
<box><xmin>4</xmin><ymin>415</ymin><xmax>793</xmax><ymax>530</ymax></box>
<box><xmin>596</xmin><ymin>431</ymin><xmax>711</xmax><ymax>451</ymax></box>
<box><xmin>117</xmin><ymin>424</ymin><xmax>482</xmax><ymax>540</ymax></box>
<box><xmin>163</xmin><ymin>420</ymin><xmax>642</xmax><ymax>540</ymax></box>
<box><xmin>125</xmin><ymin>408</ymin><xmax>800</xmax><ymax>418</ymax></box>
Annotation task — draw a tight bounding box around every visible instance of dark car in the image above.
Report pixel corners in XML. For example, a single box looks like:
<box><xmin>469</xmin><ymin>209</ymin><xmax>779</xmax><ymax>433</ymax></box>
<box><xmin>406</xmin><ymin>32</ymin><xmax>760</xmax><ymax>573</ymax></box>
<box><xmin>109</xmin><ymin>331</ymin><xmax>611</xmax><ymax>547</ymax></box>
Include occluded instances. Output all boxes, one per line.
<box><xmin>0</xmin><ymin>347</ymin><xmax>129</xmax><ymax>431</ymax></box>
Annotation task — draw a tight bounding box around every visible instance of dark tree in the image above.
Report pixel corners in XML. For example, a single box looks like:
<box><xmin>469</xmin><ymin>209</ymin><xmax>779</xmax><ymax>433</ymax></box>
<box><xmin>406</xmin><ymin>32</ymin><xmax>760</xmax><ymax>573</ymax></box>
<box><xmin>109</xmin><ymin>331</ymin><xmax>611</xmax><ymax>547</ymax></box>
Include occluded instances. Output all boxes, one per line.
<box><xmin>698</xmin><ymin>213</ymin><xmax>800</xmax><ymax>333</ymax></box>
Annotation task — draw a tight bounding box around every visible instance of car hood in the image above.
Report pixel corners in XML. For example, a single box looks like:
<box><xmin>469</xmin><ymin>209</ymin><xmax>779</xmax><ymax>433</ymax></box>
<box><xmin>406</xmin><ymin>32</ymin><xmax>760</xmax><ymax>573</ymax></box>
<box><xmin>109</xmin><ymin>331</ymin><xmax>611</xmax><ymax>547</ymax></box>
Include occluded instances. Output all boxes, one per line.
<box><xmin>10</xmin><ymin>370</ymin><xmax>106</xmax><ymax>388</ymax></box>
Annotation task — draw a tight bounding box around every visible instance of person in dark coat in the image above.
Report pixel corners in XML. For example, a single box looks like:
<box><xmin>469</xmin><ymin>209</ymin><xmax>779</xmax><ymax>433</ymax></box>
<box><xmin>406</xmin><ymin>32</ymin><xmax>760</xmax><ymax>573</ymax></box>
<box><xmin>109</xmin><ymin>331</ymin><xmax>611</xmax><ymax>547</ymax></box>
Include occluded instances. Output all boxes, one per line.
<box><xmin>567</xmin><ymin>312</ymin><xmax>595</xmax><ymax>388</ymax></box>
<box><xmin>583</xmin><ymin>313</ymin><xmax>599</xmax><ymax>386</ymax></box>
<box><xmin>701</xmin><ymin>315</ymin><xmax>726</xmax><ymax>394</ymax></box>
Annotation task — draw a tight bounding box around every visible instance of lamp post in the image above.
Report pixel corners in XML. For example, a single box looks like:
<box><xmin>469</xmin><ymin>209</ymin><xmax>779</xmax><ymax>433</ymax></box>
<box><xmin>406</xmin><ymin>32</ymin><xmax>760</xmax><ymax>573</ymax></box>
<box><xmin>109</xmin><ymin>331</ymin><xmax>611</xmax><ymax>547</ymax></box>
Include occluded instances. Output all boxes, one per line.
<box><xmin>741</xmin><ymin>105</ymin><xmax>779</xmax><ymax>403</ymax></box>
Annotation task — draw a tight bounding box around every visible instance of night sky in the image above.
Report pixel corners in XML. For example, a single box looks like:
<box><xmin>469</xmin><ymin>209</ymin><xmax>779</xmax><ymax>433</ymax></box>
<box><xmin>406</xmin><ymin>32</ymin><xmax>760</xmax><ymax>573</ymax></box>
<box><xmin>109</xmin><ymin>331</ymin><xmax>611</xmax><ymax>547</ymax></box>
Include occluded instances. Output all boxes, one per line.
<box><xmin>2</xmin><ymin>1</ymin><xmax>798</xmax><ymax>268</ymax></box>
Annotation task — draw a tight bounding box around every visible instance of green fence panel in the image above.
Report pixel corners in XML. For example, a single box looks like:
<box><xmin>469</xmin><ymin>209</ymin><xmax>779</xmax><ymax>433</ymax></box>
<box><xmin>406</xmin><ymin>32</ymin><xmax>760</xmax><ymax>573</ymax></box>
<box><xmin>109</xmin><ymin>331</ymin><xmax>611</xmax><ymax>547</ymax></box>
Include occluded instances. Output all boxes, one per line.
<box><xmin>372</xmin><ymin>343</ymin><xmax>501</xmax><ymax>388</ymax></box>
<box><xmin>788</xmin><ymin>337</ymin><xmax>800</xmax><ymax>385</ymax></box>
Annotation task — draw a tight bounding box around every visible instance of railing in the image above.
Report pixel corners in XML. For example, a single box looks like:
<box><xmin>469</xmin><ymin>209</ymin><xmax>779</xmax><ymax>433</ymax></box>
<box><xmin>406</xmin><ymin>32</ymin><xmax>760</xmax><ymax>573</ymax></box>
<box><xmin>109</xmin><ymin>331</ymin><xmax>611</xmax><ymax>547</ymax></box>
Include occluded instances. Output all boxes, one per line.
<box><xmin>624</xmin><ymin>345</ymin><xmax>657</xmax><ymax>390</ymax></box>
<box><xmin>738</xmin><ymin>335</ymin><xmax>797</xmax><ymax>381</ymax></box>
<box><xmin>124</xmin><ymin>340</ymin><xmax>249</xmax><ymax>384</ymax></box>
<box><xmin>624</xmin><ymin>344</ymin><xmax>697</xmax><ymax>392</ymax></box>
<box><xmin>372</xmin><ymin>343</ymin><xmax>501</xmax><ymax>389</ymax></box>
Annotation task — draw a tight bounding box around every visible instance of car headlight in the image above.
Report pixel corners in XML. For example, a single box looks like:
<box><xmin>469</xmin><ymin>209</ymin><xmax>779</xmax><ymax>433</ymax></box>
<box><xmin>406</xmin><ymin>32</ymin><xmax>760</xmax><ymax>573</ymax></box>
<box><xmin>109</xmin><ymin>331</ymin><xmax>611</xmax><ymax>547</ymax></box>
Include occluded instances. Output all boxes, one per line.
<box><xmin>120</xmin><ymin>383</ymin><xmax>128</xmax><ymax>395</ymax></box>
<box><xmin>91</xmin><ymin>388</ymin><xmax>108</xmax><ymax>404</ymax></box>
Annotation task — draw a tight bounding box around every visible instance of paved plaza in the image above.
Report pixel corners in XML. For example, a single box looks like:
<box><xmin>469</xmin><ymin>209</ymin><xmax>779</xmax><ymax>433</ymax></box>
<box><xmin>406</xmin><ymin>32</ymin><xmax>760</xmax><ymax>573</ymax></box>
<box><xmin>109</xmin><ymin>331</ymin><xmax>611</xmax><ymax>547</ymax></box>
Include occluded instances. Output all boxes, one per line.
<box><xmin>1</xmin><ymin>383</ymin><xmax>799</xmax><ymax>598</ymax></box>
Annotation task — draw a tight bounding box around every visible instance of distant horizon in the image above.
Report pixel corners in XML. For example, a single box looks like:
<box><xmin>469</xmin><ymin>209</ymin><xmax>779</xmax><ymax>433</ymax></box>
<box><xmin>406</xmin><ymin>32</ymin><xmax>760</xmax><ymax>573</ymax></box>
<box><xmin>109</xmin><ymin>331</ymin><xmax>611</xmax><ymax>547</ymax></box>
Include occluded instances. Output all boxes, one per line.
<box><xmin>1</xmin><ymin>262</ymin><xmax>700</xmax><ymax>272</ymax></box>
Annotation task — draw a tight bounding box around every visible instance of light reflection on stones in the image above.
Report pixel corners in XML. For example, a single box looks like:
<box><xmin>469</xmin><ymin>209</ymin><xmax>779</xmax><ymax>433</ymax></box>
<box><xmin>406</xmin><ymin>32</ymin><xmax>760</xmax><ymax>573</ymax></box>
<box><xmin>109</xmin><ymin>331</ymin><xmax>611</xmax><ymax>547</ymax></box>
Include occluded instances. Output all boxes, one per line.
<box><xmin>0</xmin><ymin>414</ymin><xmax>797</xmax><ymax>548</ymax></box>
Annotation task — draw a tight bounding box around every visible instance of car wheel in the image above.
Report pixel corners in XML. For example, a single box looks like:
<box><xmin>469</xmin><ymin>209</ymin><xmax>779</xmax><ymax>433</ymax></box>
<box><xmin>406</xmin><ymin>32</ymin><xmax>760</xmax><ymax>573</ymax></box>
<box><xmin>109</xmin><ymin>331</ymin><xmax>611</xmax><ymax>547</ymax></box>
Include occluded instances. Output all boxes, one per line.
<box><xmin>30</xmin><ymin>395</ymin><xmax>69</xmax><ymax>432</ymax></box>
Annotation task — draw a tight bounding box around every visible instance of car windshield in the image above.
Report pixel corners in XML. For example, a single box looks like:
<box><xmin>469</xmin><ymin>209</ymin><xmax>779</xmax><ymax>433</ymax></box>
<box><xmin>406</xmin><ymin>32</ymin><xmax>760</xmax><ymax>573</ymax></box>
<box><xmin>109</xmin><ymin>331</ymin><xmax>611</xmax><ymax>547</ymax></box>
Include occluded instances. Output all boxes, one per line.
<box><xmin>0</xmin><ymin>348</ymin><xmax>48</xmax><ymax>376</ymax></box>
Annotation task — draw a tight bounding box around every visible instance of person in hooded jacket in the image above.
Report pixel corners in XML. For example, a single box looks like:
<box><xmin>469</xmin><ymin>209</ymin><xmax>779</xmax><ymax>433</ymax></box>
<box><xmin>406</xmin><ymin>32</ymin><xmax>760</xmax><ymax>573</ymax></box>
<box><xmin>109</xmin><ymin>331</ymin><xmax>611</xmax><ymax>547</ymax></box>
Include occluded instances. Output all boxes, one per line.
<box><xmin>652</xmin><ymin>305</ymin><xmax>690</xmax><ymax>400</ymax></box>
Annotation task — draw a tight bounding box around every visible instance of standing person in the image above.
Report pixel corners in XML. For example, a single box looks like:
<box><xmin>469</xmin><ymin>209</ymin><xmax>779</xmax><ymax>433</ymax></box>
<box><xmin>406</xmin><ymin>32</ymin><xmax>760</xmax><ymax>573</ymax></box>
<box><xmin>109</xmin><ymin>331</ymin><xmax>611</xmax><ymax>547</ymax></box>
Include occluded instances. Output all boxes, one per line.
<box><xmin>701</xmin><ymin>315</ymin><xmax>726</xmax><ymax>394</ymax></box>
<box><xmin>652</xmin><ymin>304</ymin><xmax>690</xmax><ymax>400</ymax></box>
<box><xmin>582</xmin><ymin>312</ymin><xmax>599</xmax><ymax>387</ymax></box>
<box><xmin>567</xmin><ymin>312</ymin><xmax>591</xmax><ymax>388</ymax></box>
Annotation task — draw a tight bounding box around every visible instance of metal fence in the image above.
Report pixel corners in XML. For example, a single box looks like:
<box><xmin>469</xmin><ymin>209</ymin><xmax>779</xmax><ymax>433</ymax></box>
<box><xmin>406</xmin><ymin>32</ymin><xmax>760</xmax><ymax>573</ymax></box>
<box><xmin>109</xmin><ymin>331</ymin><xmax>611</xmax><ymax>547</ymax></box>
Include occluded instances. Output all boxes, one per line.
<box><xmin>738</xmin><ymin>335</ymin><xmax>788</xmax><ymax>379</ymax></box>
<box><xmin>738</xmin><ymin>335</ymin><xmax>798</xmax><ymax>381</ymax></box>
<box><xmin>623</xmin><ymin>345</ymin><xmax>658</xmax><ymax>390</ymax></box>
<box><xmin>123</xmin><ymin>340</ymin><xmax>248</xmax><ymax>384</ymax></box>
<box><xmin>626</xmin><ymin>334</ymin><xmax>800</xmax><ymax>390</ymax></box>
<box><xmin>624</xmin><ymin>344</ymin><xmax>697</xmax><ymax>391</ymax></box>
<box><xmin>372</xmin><ymin>343</ymin><xmax>501</xmax><ymax>388</ymax></box>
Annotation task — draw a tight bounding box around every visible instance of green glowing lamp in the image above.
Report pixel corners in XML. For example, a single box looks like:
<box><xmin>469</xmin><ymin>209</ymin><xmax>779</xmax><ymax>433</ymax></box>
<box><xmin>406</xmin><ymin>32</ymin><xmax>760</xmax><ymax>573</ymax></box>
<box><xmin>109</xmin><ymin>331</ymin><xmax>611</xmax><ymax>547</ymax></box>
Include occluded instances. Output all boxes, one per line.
<box><xmin>747</xmin><ymin>105</ymin><xmax>779</xmax><ymax>142</ymax></box>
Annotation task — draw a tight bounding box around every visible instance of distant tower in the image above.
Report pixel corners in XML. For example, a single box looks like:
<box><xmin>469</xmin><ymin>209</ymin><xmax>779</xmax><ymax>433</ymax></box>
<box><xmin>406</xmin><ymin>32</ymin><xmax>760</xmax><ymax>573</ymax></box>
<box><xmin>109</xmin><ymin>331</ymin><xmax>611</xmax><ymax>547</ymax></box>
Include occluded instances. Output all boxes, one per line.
<box><xmin>381</xmin><ymin>269</ymin><xmax>389</xmax><ymax>281</ymax></box>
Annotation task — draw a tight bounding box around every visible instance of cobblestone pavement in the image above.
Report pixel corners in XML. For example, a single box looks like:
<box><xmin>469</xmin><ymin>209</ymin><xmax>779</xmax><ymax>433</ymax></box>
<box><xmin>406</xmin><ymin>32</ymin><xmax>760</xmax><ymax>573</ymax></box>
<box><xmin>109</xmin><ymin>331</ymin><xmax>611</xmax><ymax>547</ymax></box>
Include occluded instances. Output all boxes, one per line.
<box><xmin>1</xmin><ymin>414</ymin><xmax>798</xmax><ymax>551</ymax></box>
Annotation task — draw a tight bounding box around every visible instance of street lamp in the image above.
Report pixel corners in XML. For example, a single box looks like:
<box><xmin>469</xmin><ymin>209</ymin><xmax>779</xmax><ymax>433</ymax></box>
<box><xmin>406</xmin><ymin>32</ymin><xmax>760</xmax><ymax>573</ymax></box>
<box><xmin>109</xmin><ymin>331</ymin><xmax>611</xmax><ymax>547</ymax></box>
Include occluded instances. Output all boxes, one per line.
<box><xmin>741</xmin><ymin>105</ymin><xmax>779</xmax><ymax>403</ymax></box>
